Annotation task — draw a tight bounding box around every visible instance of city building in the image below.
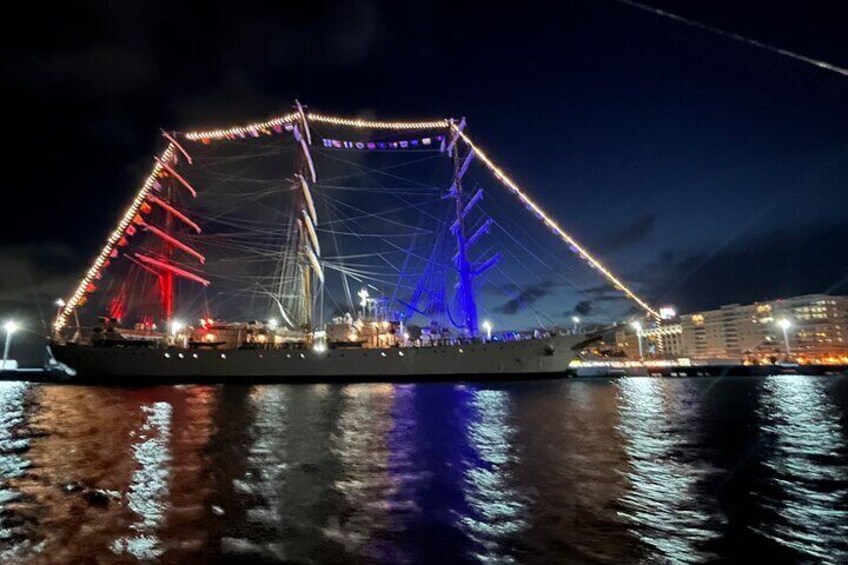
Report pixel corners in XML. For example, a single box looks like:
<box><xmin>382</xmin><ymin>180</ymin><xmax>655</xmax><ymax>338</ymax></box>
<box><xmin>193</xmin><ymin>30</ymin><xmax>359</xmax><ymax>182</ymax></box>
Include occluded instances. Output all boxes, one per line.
<box><xmin>614</xmin><ymin>322</ymin><xmax>684</xmax><ymax>359</ymax></box>
<box><xmin>677</xmin><ymin>294</ymin><xmax>847</xmax><ymax>362</ymax></box>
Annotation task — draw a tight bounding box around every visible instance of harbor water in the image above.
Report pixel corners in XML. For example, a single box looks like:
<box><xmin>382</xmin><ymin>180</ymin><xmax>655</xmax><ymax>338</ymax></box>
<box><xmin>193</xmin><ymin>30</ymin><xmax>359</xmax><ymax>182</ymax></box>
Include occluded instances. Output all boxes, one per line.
<box><xmin>1</xmin><ymin>375</ymin><xmax>847</xmax><ymax>563</ymax></box>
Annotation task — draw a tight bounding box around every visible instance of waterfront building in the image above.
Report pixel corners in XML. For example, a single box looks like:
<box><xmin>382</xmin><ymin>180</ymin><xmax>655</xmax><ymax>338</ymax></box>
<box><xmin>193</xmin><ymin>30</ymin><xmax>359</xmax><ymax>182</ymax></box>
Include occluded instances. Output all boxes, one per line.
<box><xmin>614</xmin><ymin>322</ymin><xmax>684</xmax><ymax>359</ymax></box>
<box><xmin>678</xmin><ymin>294</ymin><xmax>847</xmax><ymax>362</ymax></box>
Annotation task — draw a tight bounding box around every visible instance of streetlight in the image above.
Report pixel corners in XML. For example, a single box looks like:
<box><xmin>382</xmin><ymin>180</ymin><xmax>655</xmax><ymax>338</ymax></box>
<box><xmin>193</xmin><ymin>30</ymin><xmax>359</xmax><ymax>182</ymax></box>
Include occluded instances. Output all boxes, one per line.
<box><xmin>777</xmin><ymin>318</ymin><xmax>792</xmax><ymax>357</ymax></box>
<box><xmin>358</xmin><ymin>288</ymin><xmax>370</xmax><ymax>317</ymax></box>
<box><xmin>53</xmin><ymin>299</ymin><xmax>66</xmax><ymax>325</ymax></box>
<box><xmin>267</xmin><ymin>318</ymin><xmax>279</xmax><ymax>330</ymax></box>
<box><xmin>482</xmin><ymin>320</ymin><xmax>492</xmax><ymax>341</ymax></box>
<box><xmin>571</xmin><ymin>316</ymin><xmax>580</xmax><ymax>333</ymax></box>
<box><xmin>630</xmin><ymin>321</ymin><xmax>643</xmax><ymax>359</ymax></box>
<box><xmin>3</xmin><ymin>320</ymin><xmax>20</xmax><ymax>369</ymax></box>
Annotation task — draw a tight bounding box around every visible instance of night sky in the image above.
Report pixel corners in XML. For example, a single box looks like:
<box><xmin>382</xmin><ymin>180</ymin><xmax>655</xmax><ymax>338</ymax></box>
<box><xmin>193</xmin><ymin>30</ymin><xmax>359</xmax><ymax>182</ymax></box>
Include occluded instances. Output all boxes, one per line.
<box><xmin>2</xmin><ymin>1</ymin><xmax>847</xmax><ymax>342</ymax></box>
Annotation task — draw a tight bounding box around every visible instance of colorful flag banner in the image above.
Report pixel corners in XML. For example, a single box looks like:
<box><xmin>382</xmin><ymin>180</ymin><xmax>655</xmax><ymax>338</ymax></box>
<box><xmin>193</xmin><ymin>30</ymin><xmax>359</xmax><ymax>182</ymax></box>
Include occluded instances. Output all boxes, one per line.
<box><xmin>321</xmin><ymin>135</ymin><xmax>444</xmax><ymax>151</ymax></box>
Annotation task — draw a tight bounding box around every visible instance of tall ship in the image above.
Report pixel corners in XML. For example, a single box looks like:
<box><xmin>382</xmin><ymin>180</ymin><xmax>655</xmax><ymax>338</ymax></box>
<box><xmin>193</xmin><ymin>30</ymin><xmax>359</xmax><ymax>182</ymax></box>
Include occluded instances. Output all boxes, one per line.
<box><xmin>49</xmin><ymin>104</ymin><xmax>658</xmax><ymax>381</ymax></box>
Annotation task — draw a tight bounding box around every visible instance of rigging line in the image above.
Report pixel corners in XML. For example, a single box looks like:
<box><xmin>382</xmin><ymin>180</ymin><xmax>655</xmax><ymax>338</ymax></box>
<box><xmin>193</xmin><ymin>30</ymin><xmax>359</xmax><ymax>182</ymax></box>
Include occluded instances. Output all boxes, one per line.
<box><xmin>614</xmin><ymin>0</ymin><xmax>848</xmax><ymax>78</ymax></box>
<box><xmin>465</xmin><ymin>168</ymin><xmax>583</xmax><ymax>279</ymax></box>
<box><xmin>321</xmin><ymin>196</ymin><xmax>402</xmax><ymax>279</ymax></box>
<box><xmin>316</xmin><ymin>196</ymin><xmax>443</xmax><ymax>230</ymax></box>
<box><xmin>481</xmin><ymin>197</ymin><xmax>622</xmax><ymax>320</ymax></box>
<box><xmin>454</xmin><ymin>126</ymin><xmax>659</xmax><ymax>318</ymax></box>
<box><xmin>313</xmin><ymin>149</ymin><xmax>443</xmax><ymax>186</ymax></box>
<box><xmin>461</xmin><ymin>173</ymin><xmax>621</xmax><ymax>321</ymax></box>
<box><xmin>319</xmin><ymin>192</ymin><xmax>443</xmax><ymax>233</ymax></box>
<box><xmin>318</xmin><ymin>151</ymin><xmax>446</xmax><ymax>191</ymax></box>
<box><xmin>317</xmin><ymin>184</ymin><xmax>438</xmax><ymax>195</ymax></box>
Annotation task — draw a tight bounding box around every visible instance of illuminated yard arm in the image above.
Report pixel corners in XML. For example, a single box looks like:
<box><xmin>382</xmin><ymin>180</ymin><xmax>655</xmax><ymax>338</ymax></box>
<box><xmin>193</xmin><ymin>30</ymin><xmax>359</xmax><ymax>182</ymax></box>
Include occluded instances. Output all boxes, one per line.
<box><xmin>54</xmin><ymin>143</ymin><xmax>177</xmax><ymax>333</ymax></box>
<box><xmin>453</xmin><ymin>126</ymin><xmax>660</xmax><ymax>319</ymax></box>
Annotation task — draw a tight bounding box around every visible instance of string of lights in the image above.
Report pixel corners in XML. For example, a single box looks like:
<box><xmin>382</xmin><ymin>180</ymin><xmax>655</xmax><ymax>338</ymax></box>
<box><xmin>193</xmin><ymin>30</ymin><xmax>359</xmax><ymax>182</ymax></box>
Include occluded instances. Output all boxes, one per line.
<box><xmin>54</xmin><ymin>143</ymin><xmax>177</xmax><ymax>332</ymax></box>
<box><xmin>182</xmin><ymin>110</ymin><xmax>451</xmax><ymax>142</ymax></box>
<box><xmin>452</xmin><ymin>125</ymin><xmax>660</xmax><ymax>319</ymax></box>
<box><xmin>183</xmin><ymin>112</ymin><xmax>299</xmax><ymax>141</ymax></box>
<box><xmin>306</xmin><ymin>113</ymin><xmax>450</xmax><ymax>130</ymax></box>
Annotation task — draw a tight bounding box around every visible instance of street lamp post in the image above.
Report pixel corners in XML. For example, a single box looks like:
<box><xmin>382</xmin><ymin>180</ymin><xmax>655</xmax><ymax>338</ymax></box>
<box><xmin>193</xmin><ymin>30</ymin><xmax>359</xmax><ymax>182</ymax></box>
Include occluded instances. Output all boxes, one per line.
<box><xmin>777</xmin><ymin>318</ymin><xmax>792</xmax><ymax>357</ymax></box>
<box><xmin>3</xmin><ymin>320</ymin><xmax>19</xmax><ymax>369</ymax></box>
<box><xmin>482</xmin><ymin>320</ymin><xmax>492</xmax><ymax>341</ymax></box>
<box><xmin>571</xmin><ymin>316</ymin><xmax>580</xmax><ymax>333</ymax></box>
<box><xmin>54</xmin><ymin>298</ymin><xmax>65</xmax><ymax>322</ymax></box>
<box><xmin>630</xmin><ymin>321</ymin><xmax>643</xmax><ymax>359</ymax></box>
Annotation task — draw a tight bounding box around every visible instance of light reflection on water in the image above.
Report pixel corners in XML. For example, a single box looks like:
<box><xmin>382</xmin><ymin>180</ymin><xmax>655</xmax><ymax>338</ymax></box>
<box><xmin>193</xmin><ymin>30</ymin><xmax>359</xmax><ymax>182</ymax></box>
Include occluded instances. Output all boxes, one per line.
<box><xmin>458</xmin><ymin>388</ymin><xmax>528</xmax><ymax>564</ymax></box>
<box><xmin>754</xmin><ymin>376</ymin><xmax>848</xmax><ymax>563</ymax></box>
<box><xmin>615</xmin><ymin>377</ymin><xmax>723</xmax><ymax>563</ymax></box>
<box><xmin>0</xmin><ymin>382</ymin><xmax>33</xmax><ymax>560</ymax></box>
<box><xmin>112</xmin><ymin>401</ymin><xmax>173</xmax><ymax>560</ymax></box>
<box><xmin>0</xmin><ymin>376</ymin><xmax>844</xmax><ymax>563</ymax></box>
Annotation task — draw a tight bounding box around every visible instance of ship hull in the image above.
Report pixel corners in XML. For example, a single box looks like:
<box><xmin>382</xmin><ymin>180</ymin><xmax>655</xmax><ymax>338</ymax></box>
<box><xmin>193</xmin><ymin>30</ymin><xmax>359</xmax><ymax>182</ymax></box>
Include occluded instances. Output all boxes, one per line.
<box><xmin>50</xmin><ymin>335</ymin><xmax>581</xmax><ymax>383</ymax></box>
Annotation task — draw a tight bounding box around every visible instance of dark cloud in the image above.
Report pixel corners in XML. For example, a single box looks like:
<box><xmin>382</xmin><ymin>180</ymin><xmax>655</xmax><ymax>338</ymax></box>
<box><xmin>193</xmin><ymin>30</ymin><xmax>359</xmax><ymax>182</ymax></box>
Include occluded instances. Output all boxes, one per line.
<box><xmin>600</xmin><ymin>213</ymin><xmax>656</xmax><ymax>252</ymax></box>
<box><xmin>573</xmin><ymin>300</ymin><xmax>593</xmax><ymax>316</ymax></box>
<box><xmin>642</xmin><ymin>222</ymin><xmax>848</xmax><ymax>311</ymax></box>
<box><xmin>494</xmin><ymin>280</ymin><xmax>555</xmax><ymax>315</ymax></box>
<box><xmin>0</xmin><ymin>243</ymin><xmax>80</xmax><ymax>307</ymax></box>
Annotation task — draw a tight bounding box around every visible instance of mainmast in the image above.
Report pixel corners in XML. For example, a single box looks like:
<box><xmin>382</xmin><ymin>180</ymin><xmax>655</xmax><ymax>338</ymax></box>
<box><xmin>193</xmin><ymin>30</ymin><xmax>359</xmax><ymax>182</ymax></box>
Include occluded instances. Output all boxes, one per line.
<box><xmin>446</xmin><ymin>118</ymin><xmax>499</xmax><ymax>337</ymax></box>
<box><xmin>291</xmin><ymin>101</ymin><xmax>322</xmax><ymax>334</ymax></box>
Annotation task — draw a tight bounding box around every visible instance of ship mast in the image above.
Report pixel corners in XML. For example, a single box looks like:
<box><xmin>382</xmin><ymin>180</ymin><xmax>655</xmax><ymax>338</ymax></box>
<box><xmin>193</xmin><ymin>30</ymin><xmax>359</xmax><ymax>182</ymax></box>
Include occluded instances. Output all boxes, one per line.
<box><xmin>159</xmin><ymin>182</ymin><xmax>175</xmax><ymax>325</ymax></box>
<box><xmin>446</xmin><ymin>118</ymin><xmax>499</xmax><ymax>338</ymax></box>
<box><xmin>452</xmin><ymin>136</ymin><xmax>477</xmax><ymax>336</ymax></box>
<box><xmin>291</xmin><ymin>101</ymin><xmax>322</xmax><ymax>335</ymax></box>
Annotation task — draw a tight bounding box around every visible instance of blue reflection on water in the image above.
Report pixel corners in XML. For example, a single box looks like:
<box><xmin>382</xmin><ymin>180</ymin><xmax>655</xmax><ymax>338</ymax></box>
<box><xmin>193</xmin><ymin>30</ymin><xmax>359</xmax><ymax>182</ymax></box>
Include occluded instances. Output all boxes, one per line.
<box><xmin>457</xmin><ymin>387</ymin><xmax>528</xmax><ymax>564</ymax></box>
<box><xmin>754</xmin><ymin>376</ymin><xmax>848</xmax><ymax>563</ymax></box>
<box><xmin>616</xmin><ymin>377</ymin><xmax>722</xmax><ymax>563</ymax></box>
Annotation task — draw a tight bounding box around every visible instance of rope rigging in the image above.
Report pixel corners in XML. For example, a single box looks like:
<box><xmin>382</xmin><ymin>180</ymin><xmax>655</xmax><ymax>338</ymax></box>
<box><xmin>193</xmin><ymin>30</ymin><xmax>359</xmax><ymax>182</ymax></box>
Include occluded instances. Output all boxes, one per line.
<box><xmin>55</xmin><ymin>104</ymin><xmax>658</xmax><ymax>338</ymax></box>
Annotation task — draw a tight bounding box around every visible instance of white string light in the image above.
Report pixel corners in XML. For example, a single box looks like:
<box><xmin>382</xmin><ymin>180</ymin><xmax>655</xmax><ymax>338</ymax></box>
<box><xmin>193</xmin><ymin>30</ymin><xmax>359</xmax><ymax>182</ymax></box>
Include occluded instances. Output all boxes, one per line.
<box><xmin>453</xmin><ymin>126</ymin><xmax>660</xmax><ymax>319</ymax></box>
<box><xmin>306</xmin><ymin>113</ymin><xmax>450</xmax><ymax>130</ymax></box>
<box><xmin>183</xmin><ymin>112</ymin><xmax>299</xmax><ymax>141</ymax></box>
<box><xmin>54</xmin><ymin>143</ymin><xmax>177</xmax><ymax>332</ymax></box>
<box><xmin>182</xmin><ymin>110</ymin><xmax>450</xmax><ymax>141</ymax></box>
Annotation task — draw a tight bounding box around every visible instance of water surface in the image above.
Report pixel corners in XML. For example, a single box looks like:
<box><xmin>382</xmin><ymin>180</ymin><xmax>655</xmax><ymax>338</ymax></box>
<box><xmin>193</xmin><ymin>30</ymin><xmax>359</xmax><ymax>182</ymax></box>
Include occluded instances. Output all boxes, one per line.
<box><xmin>1</xmin><ymin>375</ymin><xmax>846</xmax><ymax>563</ymax></box>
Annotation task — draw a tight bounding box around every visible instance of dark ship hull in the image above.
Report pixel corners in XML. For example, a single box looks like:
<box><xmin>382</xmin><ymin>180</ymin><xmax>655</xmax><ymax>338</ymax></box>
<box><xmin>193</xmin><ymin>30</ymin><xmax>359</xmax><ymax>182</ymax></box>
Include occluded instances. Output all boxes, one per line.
<box><xmin>50</xmin><ymin>334</ymin><xmax>582</xmax><ymax>383</ymax></box>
